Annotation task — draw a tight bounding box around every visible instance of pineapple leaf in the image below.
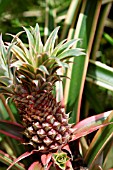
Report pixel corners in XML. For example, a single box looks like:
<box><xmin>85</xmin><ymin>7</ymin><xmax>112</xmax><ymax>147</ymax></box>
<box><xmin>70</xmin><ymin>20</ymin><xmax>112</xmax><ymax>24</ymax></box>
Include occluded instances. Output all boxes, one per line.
<box><xmin>7</xmin><ymin>151</ymin><xmax>36</xmax><ymax>170</ymax></box>
<box><xmin>50</xmin><ymin>65</ymin><xmax>61</xmax><ymax>74</ymax></box>
<box><xmin>71</xmin><ymin>110</ymin><xmax>113</xmax><ymax>141</ymax></box>
<box><xmin>20</xmin><ymin>63</ymin><xmax>35</xmax><ymax>73</ymax></box>
<box><xmin>23</xmin><ymin>26</ymin><xmax>35</xmax><ymax>60</ymax></box>
<box><xmin>0</xmin><ymin>120</ymin><xmax>24</xmax><ymax>141</ymax></box>
<box><xmin>0</xmin><ymin>66</ymin><xmax>8</xmax><ymax>76</ymax></box>
<box><xmin>39</xmin><ymin>65</ymin><xmax>49</xmax><ymax>75</ymax></box>
<box><xmin>34</xmin><ymin>23</ymin><xmax>43</xmax><ymax>53</ymax></box>
<box><xmin>51</xmin><ymin>39</ymin><xmax>67</xmax><ymax>56</ymax></box>
<box><xmin>11</xmin><ymin>44</ymin><xmax>30</xmax><ymax>63</ymax></box>
<box><xmin>17</xmin><ymin>67</ymin><xmax>35</xmax><ymax>79</ymax></box>
<box><xmin>0</xmin><ymin>35</ymin><xmax>6</xmax><ymax>65</ymax></box>
<box><xmin>44</xmin><ymin>26</ymin><xmax>60</xmax><ymax>54</ymax></box>
<box><xmin>8</xmin><ymin>31</ymin><xmax>25</xmax><ymax>43</ymax></box>
<box><xmin>11</xmin><ymin>33</ymin><xmax>31</xmax><ymax>61</ymax></box>
<box><xmin>10</xmin><ymin>60</ymin><xmax>24</xmax><ymax>68</ymax></box>
<box><xmin>0</xmin><ymin>85</ymin><xmax>14</xmax><ymax>95</ymax></box>
<box><xmin>0</xmin><ymin>35</ymin><xmax>13</xmax><ymax>79</ymax></box>
<box><xmin>0</xmin><ymin>76</ymin><xmax>12</xmax><ymax>86</ymax></box>
<box><xmin>41</xmin><ymin>153</ymin><xmax>52</xmax><ymax>168</ymax></box>
<box><xmin>57</xmin><ymin>48</ymin><xmax>86</xmax><ymax>60</ymax></box>
<box><xmin>55</xmin><ymin>39</ymin><xmax>80</xmax><ymax>56</ymax></box>
<box><xmin>36</xmin><ymin>74</ymin><xmax>46</xmax><ymax>82</ymax></box>
<box><xmin>49</xmin><ymin>56</ymin><xmax>69</xmax><ymax>70</ymax></box>
<box><xmin>28</xmin><ymin>161</ymin><xmax>44</xmax><ymax>170</ymax></box>
<box><xmin>0</xmin><ymin>150</ymin><xmax>25</xmax><ymax>170</ymax></box>
<box><xmin>55</xmin><ymin>59</ymin><xmax>69</xmax><ymax>69</ymax></box>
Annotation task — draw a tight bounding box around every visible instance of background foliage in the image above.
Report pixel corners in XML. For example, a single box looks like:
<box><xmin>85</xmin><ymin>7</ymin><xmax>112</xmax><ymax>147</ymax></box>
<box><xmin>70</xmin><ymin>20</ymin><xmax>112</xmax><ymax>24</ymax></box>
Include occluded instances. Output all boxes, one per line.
<box><xmin>0</xmin><ymin>0</ymin><xmax>113</xmax><ymax>169</ymax></box>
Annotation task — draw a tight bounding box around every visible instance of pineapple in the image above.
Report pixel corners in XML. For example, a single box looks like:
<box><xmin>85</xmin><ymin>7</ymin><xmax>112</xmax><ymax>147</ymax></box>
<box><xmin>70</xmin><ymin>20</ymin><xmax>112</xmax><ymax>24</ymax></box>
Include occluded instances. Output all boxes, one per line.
<box><xmin>0</xmin><ymin>24</ymin><xmax>85</xmax><ymax>152</ymax></box>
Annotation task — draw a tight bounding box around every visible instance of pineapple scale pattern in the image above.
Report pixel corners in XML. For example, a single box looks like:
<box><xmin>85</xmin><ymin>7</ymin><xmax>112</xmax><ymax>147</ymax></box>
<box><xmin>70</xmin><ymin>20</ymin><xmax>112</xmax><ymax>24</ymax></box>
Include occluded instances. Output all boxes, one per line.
<box><xmin>14</xmin><ymin>84</ymin><xmax>72</xmax><ymax>152</ymax></box>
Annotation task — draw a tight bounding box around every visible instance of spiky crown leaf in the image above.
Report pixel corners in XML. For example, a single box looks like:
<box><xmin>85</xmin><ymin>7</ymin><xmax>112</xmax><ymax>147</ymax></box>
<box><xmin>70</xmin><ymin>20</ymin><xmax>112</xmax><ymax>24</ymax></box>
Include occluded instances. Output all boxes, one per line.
<box><xmin>0</xmin><ymin>24</ymin><xmax>85</xmax><ymax>94</ymax></box>
<box><xmin>0</xmin><ymin>35</ymin><xmax>14</xmax><ymax>95</ymax></box>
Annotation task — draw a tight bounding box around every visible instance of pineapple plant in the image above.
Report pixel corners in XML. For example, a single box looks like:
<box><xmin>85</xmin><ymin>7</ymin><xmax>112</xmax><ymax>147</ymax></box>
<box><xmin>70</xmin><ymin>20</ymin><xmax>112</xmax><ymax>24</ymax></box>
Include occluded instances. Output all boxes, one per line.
<box><xmin>0</xmin><ymin>25</ymin><xmax>113</xmax><ymax>169</ymax></box>
<box><xmin>0</xmin><ymin>24</ymin><xmax>85</xmax><ymax>153</ymax></box>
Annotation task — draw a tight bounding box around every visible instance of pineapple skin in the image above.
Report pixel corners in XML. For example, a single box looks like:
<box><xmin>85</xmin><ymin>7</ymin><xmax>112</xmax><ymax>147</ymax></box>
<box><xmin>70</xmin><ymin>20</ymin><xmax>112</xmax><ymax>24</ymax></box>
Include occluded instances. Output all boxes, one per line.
<box><xmin>14</xmin><ymin>83</ymin><xmax>72</xmax><ymax>152</ymax></box>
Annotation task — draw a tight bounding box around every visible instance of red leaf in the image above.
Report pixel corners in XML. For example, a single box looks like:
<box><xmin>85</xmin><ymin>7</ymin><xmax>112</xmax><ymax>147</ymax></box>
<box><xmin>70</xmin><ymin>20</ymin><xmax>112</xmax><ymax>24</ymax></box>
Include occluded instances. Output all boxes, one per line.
<box><xmin>66</xmin><ymin>160</ymin><xmax>73</xmax><ymax>170</ymax></box>
<box><xmin>28</xmin><ymin>161</ymin><xmax>44</xmax><ymax>170</ymax></box>
<box><xmin>70</xmin><ymin>111</ymin><xmax>113</xmax><ymax>141</ymax></box>
<box><xmin>72</xmin><ymin>111</ymin><xmax>112</xmax><ymax>131</ymax></box>
<box><xmin>7</xmin><ymin>150</ymin><xmax>37</xmax><ymax>170</ymax></box>
<box><xmin>0</xmin><ymin>120</ymin><xmax>24</xmax><ymax>141</ymax></box>
<box><xmin>7</xmin><ymin>149</ymin><xmax>41</xmax><ymax>170</ymax></box>
<box><xmin>0</xmin><ymin>119</ymin><xmax>24</xmax><ymax>128</ymax></box>
<box><xmin>62</xmin><ymin>144</ymin><xmax>72</xmax><ymax>159</ymax></box>
<box><xmin>0</xmin><ymin>129</ymin><xmax>23</xmax><ymax>141</ymax></box>
<box><xmin>71</xmin><ymin>122</ymin><xmax>113</xmax><ymax>141</ymax></box>
<box><xmin>41</xmin><ymin>153</ymin><xmax>52</xmax><ymax>167</ymax></box>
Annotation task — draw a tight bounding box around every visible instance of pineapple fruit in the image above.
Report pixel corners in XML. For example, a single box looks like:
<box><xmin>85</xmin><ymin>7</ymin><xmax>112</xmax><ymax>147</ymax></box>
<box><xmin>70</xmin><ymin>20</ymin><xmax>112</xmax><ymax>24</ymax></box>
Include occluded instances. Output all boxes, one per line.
<box><xmin>0</xmin><ymin>24</ymin><xmax>85</xmax><ymax>153</ymax></box>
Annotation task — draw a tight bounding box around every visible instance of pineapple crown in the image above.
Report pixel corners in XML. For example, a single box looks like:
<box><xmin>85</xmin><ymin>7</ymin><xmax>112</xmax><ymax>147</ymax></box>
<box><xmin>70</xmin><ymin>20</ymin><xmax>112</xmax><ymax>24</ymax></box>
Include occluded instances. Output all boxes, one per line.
<box><xmin>0</xmin><ymin>24</ymin><xmax>85</xmax><ymax>95</ymax></box>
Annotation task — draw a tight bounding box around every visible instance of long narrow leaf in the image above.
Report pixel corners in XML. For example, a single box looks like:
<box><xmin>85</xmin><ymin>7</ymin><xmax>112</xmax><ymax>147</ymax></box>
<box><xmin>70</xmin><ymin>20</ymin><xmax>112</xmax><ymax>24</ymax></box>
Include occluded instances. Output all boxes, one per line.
<box><xmin>0</xmin><ymin>150</ymin><xmax>25</xmax><ymax>170</ymax></box>
<box><xmin>57</xmin><ymin>49</ymin><xmax>85</xmax><ymax>60</ymax></box>
<box><xmin>34</xmin><ymin>23</ymin><xmax>43</xmax><ymax>53</ymax></box>
<box><xmin>71</xmin><ymin>110</ymin><xmax>113</xmax><ymax>141</ymax></box>
<box><xmin>11</xmin><ymin>44</ymin><xmax>30</xmax><ymax>63</ymax></box>
<box><xmin>86</xmin><ymin>60</ymin><xmax>113</xmax><ymax>91</ymax></box>
<box><xmin>44</xmin><ymin>27</ymin><xmax>60</xmax><ymax>54</ymax></box>
<box><xmin>64</xmin><ymin>0</ymin><xmax>102</xmax><ymax>123</ymax></box>
<box><xmin>55</xmin><ymin>39</ymin><xmax>80</xmax><ymax>55</ymax></box>
<box><xmin>84</xmin><ymin>112</ymin><xmax>113</xmax><ymax>169</ymax></box>
<box><xmin>23</xmin><ymin>26</ymin><xmax>35</xmax><ymax>58</ymax></box>
<box><xmin>7</xmin><ymin>150</ymin><xmax>39</xmax><ymax>170</ymax></box>
<box><xmin>44</xmin><ymin>1</ymin><xmax>56</xmax><ymax>43</ymax></box>
<box><xmin>103</xmin><ymin>138</ymin><xmax>113</xmax><ymax>169</ymax></box>
<box><xmin>60</xmin><ymin>0</ymin><xmax>82</xmax><ymax>40</ymax></box>
<box><xmin>0</xmin><ymin>120</ymin><xmax>24</xmax><ymax>141</ymax></box>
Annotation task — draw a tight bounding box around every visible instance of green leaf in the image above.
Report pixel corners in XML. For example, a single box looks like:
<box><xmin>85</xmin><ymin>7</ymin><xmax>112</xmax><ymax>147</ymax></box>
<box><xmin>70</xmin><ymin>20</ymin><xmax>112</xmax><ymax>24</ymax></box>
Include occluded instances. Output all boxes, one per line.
<box><xmin>84</xmin><ymin>112</ymin><xmax>113</xmax><ymax>169</ymax></box>
<box><xmin>103</xmin><ymin>137</ymin><xmax>113</xmax><ymax>169</ymax></box>
<box><xmin>0</xmin><ymin>86</ymin><xmax>14</xmax><ymax>95</ymax></box>
<box><xmin>53</xmin><ymin>152</ymin><xmax>69</xmax><ymax>170</ymax></box>
<box><xmin>23</xmin><ymin>26</ymin><xmax>35</xmax><ymax>58</ymax></box>
<box><xmin>57</xmin><ymin>48</ymin><xmax>85</xmax><ymax>60</ymax></box>
<box><xmin>17</xmin><ymin>67</ymin><xmax>35</xmax><ymax>79</ymax></box>
<box><xmin>60</xmin><ymin>0</ymin><xmax>82</xmax><ymax>40</ymax></box>
<box><xmin>0</xmin><ymin>150</ymin><xmax>25</xmax><ymax>170</ymax></box>
<box><xmin>44</xmin><ymin>27</ymin><xmax>60</xmax><ymax>54</ymax></box>
<box><xmin>8</xmin><ymin>32</ymin><xmax>31</xmax><ymax>61</ymax></box>
<box><xmin>0</xmin><ymin>77</ymin><xmax>12</xmax><ymax>86</ymax></box>
<box><xmin>103</xmin><ymin>32</ymin><xmax>113</xmax><ymax>46</ymax></box>
<box><xmin>39</xmin><ymin>65</ymin><xmax>49</xmax><ymax>75</ymax></box>
<box><xmin>84</xmin><ymin>83</ymin><xmax>104</xmax><ymax>113</ymax></box>
<box><xmin>54</xmin><ymin>39</ymin><xmax>80</xmax><ymax>56</ymax></box>
<box><xmin>10</xmin><ymin>60</ymin><xmax>24</xmax><ymax>68</ymax></box>
<box><xmin>0</xmin><ymin>66</ymin><xmax>8</xmax><ymax>77</ymax></box>
<box><xmin>86</xmin><ymin>60</ymin><xmax>113</xmax><ymax>91</ymax></box>
<box><xmin>64</xmin><ymin>0</ymin><xmax>102</xmax><ymax>123</ymax></box>
<box><xmin>11</xmin><ymin>44</ymin><xmax>30</xmax><ymax>63</ymax></box>
<box><xmin>51</xmin><ymin>39</ymin><xmax>67</xmax><ymax>56</ymax></box>
<box><xmin>34</xmin><ymin>23</ymin><xmax>43</xmax><ymax>53</ymax></box>
<box><xmin>0</xmin><ymin>35</ymin><xmax>7</xmax><ymax>65</ymax></box>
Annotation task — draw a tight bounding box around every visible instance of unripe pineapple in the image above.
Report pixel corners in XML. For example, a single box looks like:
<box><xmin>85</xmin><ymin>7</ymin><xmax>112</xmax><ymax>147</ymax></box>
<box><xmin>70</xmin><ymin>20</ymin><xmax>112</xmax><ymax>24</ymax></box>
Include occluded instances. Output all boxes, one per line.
<box><xmin>0</xmin><ymin>24</ymin><xmax>85</xmax><ymax>152</ymax></box>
